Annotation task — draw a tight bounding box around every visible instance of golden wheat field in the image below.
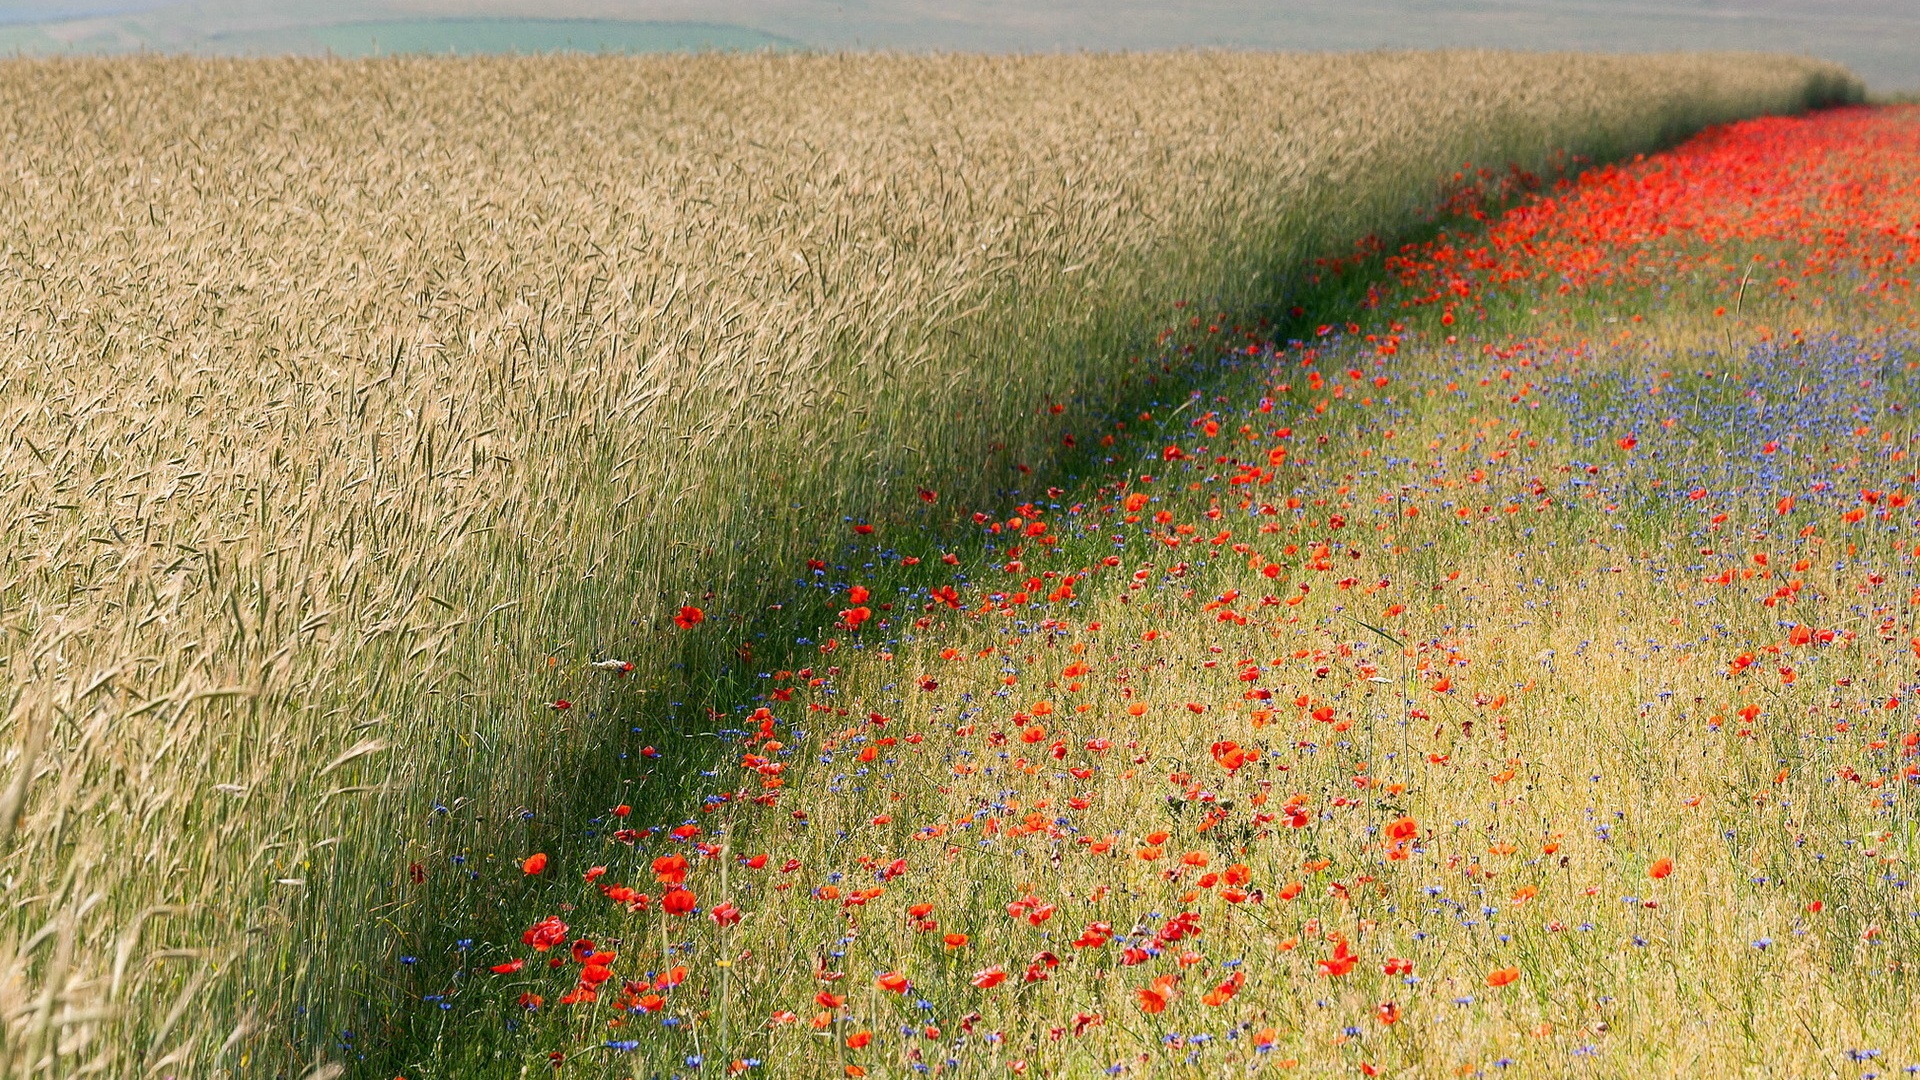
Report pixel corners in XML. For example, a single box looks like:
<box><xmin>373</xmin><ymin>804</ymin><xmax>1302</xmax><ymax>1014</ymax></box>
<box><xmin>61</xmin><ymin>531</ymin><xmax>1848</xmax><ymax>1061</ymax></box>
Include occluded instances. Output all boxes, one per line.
<box><xmin>0</xmin><ymin>51</ymin><xmax>1862</xmax><ymax>1076</ymax></box>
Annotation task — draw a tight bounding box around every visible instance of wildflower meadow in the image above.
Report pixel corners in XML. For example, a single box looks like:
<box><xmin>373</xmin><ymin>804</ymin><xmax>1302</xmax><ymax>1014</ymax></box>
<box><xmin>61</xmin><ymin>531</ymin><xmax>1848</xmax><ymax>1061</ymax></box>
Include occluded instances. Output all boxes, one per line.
<box><xmin>0</xmin><ymin>48</ymin><xmax>1895</xmax><ymax>1079</ymax></box>
<box><xmin>414</xmin><ymin>105</ymin><xmax>1920</xmax><ymax>1078</ymax></box>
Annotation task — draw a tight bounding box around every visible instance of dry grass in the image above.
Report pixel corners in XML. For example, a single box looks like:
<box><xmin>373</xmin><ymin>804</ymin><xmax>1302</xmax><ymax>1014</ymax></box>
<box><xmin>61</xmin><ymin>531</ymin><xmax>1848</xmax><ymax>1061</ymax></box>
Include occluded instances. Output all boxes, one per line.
<box><xmin>730</xmin><ymin>503</ymin><xmax>1920</xmax><ymax>1076</ymax></box>
<box><xmin>0</xmin><ymin>51</ymin><xmax>1855</xmax><ymax>1074</ymax></box>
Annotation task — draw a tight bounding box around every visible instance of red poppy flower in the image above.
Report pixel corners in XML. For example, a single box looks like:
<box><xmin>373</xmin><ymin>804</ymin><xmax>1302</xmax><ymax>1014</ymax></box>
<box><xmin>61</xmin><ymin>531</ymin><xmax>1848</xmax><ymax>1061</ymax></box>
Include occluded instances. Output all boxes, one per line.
<box><xmin>1136</xmin><ymin>974</ymin><xmax>1179</xmax><ymax>1012</ymax></box>
<box><xmin>1317</xmin><ymin>938</ymin><xmax>1357</xmax><ymax>977</ymax></box>
<box><xmin>1202</xmin><ymin>971</ymin><xmax>1244</xmax><ymax>1006</ymax></box>
<box><xmin>521</xmin><ymin>917</ymin><xmax>568</xmax><ymax>951</ymax></box>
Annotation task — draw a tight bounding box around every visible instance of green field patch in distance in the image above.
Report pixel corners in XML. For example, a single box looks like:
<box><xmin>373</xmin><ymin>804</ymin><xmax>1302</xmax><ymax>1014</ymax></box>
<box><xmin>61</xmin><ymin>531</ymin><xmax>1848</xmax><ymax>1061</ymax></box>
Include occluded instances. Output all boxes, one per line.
<box><xmin>210</xmin><ymin>18</ymin><xmax>792</xmax><ymax>56</ymax></box>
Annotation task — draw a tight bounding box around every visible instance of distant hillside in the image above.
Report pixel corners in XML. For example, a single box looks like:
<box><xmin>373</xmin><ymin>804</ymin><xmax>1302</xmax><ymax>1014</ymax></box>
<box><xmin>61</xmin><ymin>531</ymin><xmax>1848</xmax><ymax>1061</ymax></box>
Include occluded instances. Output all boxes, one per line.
<box><xmin>0</xmin><ymin>0</ymin><xmax>1912</xmax><ymax>87</ymax></box>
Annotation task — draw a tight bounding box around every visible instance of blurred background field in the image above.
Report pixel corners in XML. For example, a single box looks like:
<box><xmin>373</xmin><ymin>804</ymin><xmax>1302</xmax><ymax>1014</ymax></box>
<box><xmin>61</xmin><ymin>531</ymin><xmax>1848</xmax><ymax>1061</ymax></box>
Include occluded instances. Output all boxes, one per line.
<box><xmin>0</xmin><ymin>40</ymin><xmax>1867</xmax><ymax>1080</ymax></box>
<box><xmin>0</xmin><ymin>0</ymin><xmax>1913</xmax><ymax>90</ymax></box>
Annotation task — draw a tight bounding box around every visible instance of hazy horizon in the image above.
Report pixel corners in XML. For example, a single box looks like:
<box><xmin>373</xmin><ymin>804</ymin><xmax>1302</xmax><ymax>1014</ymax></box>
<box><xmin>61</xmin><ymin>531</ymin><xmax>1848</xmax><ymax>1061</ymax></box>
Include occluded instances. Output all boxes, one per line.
<box><xmin>0</xmin><ymin>0</ymin><xmax>1912</xmax><ymax>88</ymax></box>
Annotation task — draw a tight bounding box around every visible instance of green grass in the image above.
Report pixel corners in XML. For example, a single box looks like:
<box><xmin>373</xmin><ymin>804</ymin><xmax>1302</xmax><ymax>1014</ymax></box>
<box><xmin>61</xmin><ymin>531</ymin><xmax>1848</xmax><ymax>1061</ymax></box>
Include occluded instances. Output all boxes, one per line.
<box><xmin>367</xmin><ymin>103</ymin><xmax>1920</xmax><ymax>1078</ymax></box>
<box><xmin>0</xmin><ymin>52</ymin><xmax>1862</xmax><ymax>1077</ymax></box>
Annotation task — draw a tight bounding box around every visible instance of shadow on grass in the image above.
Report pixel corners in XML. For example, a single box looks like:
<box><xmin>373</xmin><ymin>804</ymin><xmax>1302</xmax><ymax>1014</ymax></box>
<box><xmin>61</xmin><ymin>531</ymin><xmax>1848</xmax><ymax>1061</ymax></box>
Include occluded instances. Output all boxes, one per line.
<box><xmin>339</xmin><ymin>99</ymin><xmax>1865</xmax><ymax>1075</ymax></box>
